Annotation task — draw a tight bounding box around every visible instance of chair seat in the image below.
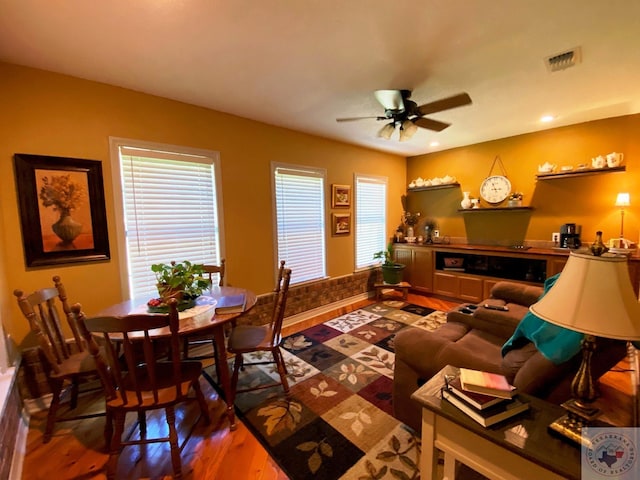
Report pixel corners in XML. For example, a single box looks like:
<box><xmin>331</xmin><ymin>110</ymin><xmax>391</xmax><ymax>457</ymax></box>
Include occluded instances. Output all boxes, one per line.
<box><xmin>228</xmin><ymin>324</ymin><xmax>276</xmax><ymax>351</ymax></box>
<box><xmin>49</xmin><ymin>347</ymin><xmax>105</xmax><ymax>379</ymax></box>
<box><xmin>111</xmin><ymin>361</ymin><xmax>203</xmax><ymax>409</ymax></box>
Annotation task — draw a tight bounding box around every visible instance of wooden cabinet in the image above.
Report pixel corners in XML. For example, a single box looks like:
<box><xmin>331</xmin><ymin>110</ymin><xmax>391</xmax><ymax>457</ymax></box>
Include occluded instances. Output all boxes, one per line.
<box><xmin>394</xmin><ymin>245</ymin><xmax>433</xmax><ymax>293</ymax></box>
<box><xmin>434</xmin><ymin>272</ymin><xmax>484</xmax><ymax>302</ymax></box>
<box><xmin>394</xmin><ymin>243</ymin><xmax>640</xmax><ymax>301</ymax></box>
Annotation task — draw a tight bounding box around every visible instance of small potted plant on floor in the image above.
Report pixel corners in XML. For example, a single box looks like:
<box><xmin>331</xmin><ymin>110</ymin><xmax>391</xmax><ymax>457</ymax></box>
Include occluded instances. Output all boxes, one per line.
<box><xmin>373</xmin><ymin>242</ymin><xmax>406</xmax><ymax>284</ymax></box>
<box><xmin>149</xmin><ymin>260</ymin><xmax>210</xmax><ymax>310</ymax></box>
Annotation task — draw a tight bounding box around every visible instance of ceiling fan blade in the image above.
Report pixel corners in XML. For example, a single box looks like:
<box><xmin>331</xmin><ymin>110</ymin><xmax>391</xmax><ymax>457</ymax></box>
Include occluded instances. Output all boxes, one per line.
<box><xmin>374</xmin><ymin>90</ymin><xmax>405</xmax><ymax>112</ymax></box>
<box><xmin>417</xmin><ymin>93</ymin><xmax>472</xmax><ymax>116</ymax></box>
<box><xmin>413</xmin><ymin>117</ymin><xmax>451</xmax><ymax>132</ymax></box>
<box><xmin>336</xmin><ymin>116</ymin><xmax>383</xmax><ymax>122</ymax></box>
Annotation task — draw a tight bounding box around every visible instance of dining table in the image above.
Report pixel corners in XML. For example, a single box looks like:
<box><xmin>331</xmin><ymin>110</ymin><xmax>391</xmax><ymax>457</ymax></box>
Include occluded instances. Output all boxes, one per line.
<box><xmin>93</xmin><ymin>285</ymin><xmax>257</xmax><ymax>430</ymax></box>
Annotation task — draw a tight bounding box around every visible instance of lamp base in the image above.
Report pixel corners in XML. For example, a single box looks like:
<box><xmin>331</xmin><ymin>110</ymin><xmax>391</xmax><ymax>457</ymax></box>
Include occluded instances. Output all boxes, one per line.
<box><xmin>548</xmin><ymin>399</ymin><xmax>601</xmax><ymax>447</ymax></box>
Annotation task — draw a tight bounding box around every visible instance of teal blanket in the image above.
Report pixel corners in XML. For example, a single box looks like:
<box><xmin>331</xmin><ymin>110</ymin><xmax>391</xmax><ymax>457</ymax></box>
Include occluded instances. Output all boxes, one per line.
<box><xmin>501</xmin><ymin>274</ymin><xmax>584</xmax><ymax>365</ymax></box>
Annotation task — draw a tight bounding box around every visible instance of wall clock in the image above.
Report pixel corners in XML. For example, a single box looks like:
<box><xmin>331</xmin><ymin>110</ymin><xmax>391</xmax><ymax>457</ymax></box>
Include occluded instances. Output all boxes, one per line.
<box><xmin>479</xmin><ymin>155</ymin><xmax>511</xmax><ymax>204</ymax></box>
<box><xmin>480</xmin><ymin>175</ymin><xmax>512</xmax><ymax>204</ymax></box>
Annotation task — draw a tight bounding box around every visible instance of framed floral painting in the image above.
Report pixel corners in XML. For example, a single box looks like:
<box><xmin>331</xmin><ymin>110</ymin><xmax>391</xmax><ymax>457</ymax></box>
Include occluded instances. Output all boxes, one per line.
<box><xmin>331</xmin><ymin>184</ymin><xmax>351</xmax><ymax>208</ymax></box>
<box><xmin>13</xmin><ymin>153</ymin><xmax>110</xmax><ymax>267</ymax></box>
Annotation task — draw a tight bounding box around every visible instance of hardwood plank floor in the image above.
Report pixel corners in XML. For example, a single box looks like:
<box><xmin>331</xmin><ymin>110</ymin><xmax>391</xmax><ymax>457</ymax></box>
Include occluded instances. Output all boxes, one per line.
<box><xmin>20</xmin><ymin>293</ymin><xmax>633</xmax><ymax>479</ymax></box>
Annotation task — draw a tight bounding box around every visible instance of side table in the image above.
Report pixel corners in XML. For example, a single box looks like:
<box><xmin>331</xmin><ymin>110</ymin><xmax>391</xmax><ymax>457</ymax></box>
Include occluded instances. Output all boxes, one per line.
<box><xmin>374</xmin><ymin>281</ymin><xmax>411</xmax><ymax>300</ymax></box>
<box><xmin>411</xmin><ymin>365</ymin><xmax>582</xmax><ymax>480</ymax></box>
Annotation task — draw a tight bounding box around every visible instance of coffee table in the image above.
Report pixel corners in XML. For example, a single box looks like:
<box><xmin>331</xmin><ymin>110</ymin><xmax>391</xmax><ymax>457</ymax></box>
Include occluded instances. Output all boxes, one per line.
<box><xmin>411</xmin><ymin>365</ymin><xmax>582</xmax><ymax>480</ymax></box>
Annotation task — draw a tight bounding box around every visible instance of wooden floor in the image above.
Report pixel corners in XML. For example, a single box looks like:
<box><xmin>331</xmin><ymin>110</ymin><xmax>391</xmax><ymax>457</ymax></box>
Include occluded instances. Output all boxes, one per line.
<box><xmin>20</xmin><ymin>293</ymin><xmax>635</xmax><ymax>479</ymax></box>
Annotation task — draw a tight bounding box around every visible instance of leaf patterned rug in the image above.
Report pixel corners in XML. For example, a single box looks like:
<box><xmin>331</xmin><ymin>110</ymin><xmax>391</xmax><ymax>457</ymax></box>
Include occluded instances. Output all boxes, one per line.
<box><xmin>206</xmin><ymin>300</ymin><xmax>447</xmax><ymax>480</ymax></box>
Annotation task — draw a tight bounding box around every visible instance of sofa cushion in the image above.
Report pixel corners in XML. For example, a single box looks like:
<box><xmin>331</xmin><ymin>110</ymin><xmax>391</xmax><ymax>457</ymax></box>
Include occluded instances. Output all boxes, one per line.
<box><xmin>437</xmin><ymin>328</ymin><xmax>506</xmax><ymax>374</ymax></box>
<box><xmin>471</xmin><ymin>302</ymin><xmax>530</xmax><ymax>340</ymax></box>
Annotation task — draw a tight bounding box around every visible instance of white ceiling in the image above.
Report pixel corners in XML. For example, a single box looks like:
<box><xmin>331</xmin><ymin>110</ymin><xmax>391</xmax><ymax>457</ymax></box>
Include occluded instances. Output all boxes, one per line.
<box><xmin>1</xmin><ymin>0</ymin><xmax>639</xmax><ymax>157</ymax></box>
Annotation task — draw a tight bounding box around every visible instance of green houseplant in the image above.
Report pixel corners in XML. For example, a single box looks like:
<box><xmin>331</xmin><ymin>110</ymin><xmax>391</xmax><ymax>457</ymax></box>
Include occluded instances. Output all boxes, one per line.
<box><xmin>150</xmin><ymin>260</ymin><xmax>210</xmax><ymax>303</ymax></box>
<box><xmin>373</xmin><ymin>242</ymin><xmax>406</xmax><ymax>285</ymax></box>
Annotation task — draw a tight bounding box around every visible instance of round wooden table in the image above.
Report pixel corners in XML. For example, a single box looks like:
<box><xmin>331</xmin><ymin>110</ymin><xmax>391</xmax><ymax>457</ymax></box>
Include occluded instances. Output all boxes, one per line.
<box><xmin>94</xmin><ymin>286</ymin><xmax>257</xmax><ymax>429</ymax></box>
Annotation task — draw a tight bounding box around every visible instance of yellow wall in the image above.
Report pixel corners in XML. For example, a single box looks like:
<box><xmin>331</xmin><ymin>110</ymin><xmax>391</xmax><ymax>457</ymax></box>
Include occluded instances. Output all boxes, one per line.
<box><xmin>0</xmin><ymin>62</ymin><xmax>406</xmax><ymax>349</ymax></box>
<box><xmin>407</xmin><ymin>115</ymin><xmax>640</xmax><ymax>246</ymax></box>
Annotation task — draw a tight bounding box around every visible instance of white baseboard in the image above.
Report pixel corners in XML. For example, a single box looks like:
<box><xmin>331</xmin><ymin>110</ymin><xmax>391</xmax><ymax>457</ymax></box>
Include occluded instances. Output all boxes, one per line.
<box><xmin>9</xmin><ymin>409</ymin><xmax>29</xmax><ymax>480</ymax></box>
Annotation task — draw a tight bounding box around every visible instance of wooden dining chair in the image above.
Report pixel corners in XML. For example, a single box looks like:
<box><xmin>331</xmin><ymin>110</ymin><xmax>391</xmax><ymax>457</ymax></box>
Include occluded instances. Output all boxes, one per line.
<box><xmin>182</xmin><ymin>259</ymin><xmax>226</xmax><ymax>361</ymax></box>
<box><xmin>73</xmin><ymin>298</ymin><xmax>211</xmax><ymax>480</ymax></box>
<box><xmin>227</xmin><ymin>262</ymin><xmax>292</xmax><ymax>405</ymax></box>
<box><xmin>13</xmin><ymin>275</ymin><xmax>103</xmax><ymax>443</ymax></box>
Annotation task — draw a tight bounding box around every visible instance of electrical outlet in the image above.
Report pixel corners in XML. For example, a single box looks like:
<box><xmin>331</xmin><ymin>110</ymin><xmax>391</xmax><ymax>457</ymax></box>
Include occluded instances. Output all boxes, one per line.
<box><xmin>552</xmin><ymin>232</ymin><xmax>560</xmax><ymax>243</ymax></box>
<box><xmin>433</xmin><ymin>230</ymin><xmax>440</xmax><ymax>238</ymax></box>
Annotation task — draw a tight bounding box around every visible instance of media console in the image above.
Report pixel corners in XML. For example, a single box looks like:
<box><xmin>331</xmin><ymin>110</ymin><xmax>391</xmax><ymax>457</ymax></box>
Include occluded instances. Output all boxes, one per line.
<box><xmin>393</xmin><ymin>243</ymin><xmax>640</xmax><ymax>302</ymax></box>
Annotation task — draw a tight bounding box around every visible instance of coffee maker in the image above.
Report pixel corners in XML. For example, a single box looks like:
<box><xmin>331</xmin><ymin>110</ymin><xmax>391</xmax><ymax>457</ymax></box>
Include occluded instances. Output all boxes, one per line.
<box><xmin>560</xmin><ymin>223</ymin><xmax>581</xmax><ymax>249</ymax></box>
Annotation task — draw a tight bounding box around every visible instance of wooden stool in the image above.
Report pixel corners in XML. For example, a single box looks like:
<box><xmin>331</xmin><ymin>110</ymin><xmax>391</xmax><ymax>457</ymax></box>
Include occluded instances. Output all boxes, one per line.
<box><xmin>374</xmin><ymin>281</ymin><xmax>411</xmax><ymax>301</ymax></box>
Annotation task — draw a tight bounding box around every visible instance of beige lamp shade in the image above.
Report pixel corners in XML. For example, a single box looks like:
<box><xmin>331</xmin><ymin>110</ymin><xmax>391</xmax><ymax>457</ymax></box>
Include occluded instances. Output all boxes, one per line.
<box><xmin>530</xmin><ymin>252</ymin><xmax>640</xmax><ymax>341</ymax></box>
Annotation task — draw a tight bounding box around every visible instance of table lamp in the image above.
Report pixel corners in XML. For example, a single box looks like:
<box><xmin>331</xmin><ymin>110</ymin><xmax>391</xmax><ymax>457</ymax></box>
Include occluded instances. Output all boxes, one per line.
<box><xmin>529</xmin><ymin>250</ymin><xmax>640</xmax><ymax>444</ymax></box>
<box><xmin>612</xmin><ymin>192</ymin><xmax>631</xmax><ymax>250</ymax></box>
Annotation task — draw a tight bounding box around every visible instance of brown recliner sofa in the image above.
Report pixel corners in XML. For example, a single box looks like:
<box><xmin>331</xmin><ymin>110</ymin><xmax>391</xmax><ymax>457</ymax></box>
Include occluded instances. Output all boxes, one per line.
<box><xmin>393</xmin><ymin>281</ymin><xmax>627</xmax><ymax>433</ymax></box>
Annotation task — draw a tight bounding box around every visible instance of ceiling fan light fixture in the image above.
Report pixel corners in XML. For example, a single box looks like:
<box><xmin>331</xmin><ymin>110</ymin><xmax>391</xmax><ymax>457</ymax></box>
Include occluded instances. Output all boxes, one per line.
<box><xmin>378</xmin><ymin>123</ymin><xmax>395</xmax><ymax>140</ymax></box>
<box><xmin>399</xmin><ymin>120</ymin><xmax>418</xmax><ymax>141</ymax></box>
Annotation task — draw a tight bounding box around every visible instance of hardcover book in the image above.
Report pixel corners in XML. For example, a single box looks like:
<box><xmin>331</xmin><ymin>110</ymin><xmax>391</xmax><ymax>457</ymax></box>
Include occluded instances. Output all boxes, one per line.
<box><xmin>442</xmin><ymin>389</ymin><xmax>529</xmax><ymax>427</ymax></box>
<box><xmin>214</xmin><ymin>293</ymin><xmax>246</xmax><ymax>314</ymax></box>
<box><xmin>447</xmin><ymin>377</ymin><xmax>506</xmax><ymax>410</ymax></box>
<box><xmin>459</xmin><ymin>368</ymin><xmax>516</xmax><ymax>399</ymax></box>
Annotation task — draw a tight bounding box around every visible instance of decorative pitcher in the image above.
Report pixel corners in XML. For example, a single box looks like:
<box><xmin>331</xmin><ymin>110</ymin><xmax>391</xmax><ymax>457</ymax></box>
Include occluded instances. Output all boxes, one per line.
<box><xmin>460</xmin><ymin>192</ymin><xmax>473</xmax><ymax>209</ymax></box>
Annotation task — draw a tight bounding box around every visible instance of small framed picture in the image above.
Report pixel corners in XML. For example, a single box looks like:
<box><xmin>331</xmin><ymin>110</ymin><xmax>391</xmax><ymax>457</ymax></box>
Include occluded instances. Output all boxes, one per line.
<box><xmin>332</xmin><ymin>213</ymin><xmax>351</xmax><ymax>235</ymax></box>
<box><xmin>331</xmin><ymin>184</ymin><xmax>351</xmax><ymax>208</ymax></box>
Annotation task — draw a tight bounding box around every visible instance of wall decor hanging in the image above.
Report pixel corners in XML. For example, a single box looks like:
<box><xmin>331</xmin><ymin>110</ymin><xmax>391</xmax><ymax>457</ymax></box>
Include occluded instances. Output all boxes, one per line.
<box><xmin>331</xmin><ymin>184</ymin><xmax>351</xmax><ymax>208</ymax></box>
<box><xmin>332</xmin><ymin>212</ymin><xmax>351</xmax><ymax>235</ymax></box>
<box><xmin>13</xmin><ymin>153</ymin><xmax>110</xmax><ymax>267</ymax></box>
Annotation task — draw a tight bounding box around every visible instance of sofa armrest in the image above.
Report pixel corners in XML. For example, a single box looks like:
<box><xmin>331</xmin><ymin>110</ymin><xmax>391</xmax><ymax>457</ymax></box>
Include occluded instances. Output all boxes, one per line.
<box><xmin>447</xmin><ymin>302</ymin><xmax>529</xmax><ymax>341</ymax></box>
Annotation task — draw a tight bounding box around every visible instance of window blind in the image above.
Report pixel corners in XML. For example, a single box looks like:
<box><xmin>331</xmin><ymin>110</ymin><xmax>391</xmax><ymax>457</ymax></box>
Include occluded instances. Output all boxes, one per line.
<box><xmin>274</xmin><ymin>164</ymin><xmax>326</xmax><ymax>284</ymax></box>
<box><xmin>118</xmin><ymin>146</ymin><xmax>221</xmax><ymax>299</ymax></box>
<box><xmin>355</xmin><ymin>175</ymin><xmax>387</xmax><ymax>268</ymax></box>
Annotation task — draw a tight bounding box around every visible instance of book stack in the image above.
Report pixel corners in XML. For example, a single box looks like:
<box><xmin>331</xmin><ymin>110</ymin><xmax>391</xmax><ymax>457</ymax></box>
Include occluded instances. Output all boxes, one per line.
<box><xmin>441</xmin><ymin>368</ymin><xmax>529</xmax><ymax>427</ymax></box>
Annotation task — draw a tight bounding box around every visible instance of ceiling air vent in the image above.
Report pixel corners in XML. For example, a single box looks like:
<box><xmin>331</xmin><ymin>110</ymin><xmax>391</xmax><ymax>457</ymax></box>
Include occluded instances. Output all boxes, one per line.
<box><xmin>545</xmin><ymin>47</ymin><xmax>582</xmax><ymax>72</ymax></box>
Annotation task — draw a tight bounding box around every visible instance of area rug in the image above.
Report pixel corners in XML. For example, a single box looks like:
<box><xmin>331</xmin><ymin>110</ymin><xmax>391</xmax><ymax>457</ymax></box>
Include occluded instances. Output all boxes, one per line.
<box><xmin>206</xmin><ymin>300</ymin><xmax>447</xmax><ymax>480</ymax></box>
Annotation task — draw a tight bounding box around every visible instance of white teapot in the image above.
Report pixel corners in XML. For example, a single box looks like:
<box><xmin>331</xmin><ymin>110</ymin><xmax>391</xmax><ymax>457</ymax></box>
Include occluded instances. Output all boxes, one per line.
<box><xmin>537</xmin><ymin>162</ymin><xmax>556</xmax><ymax>173</ymax></box>
<box><xmin>592</xmin><ymin>155</ymin><xmax>606</xmax><ymax>168</ymax></box>
<box><xmin>415</xmin><ymin>177</ymin><xmax>425</xmax><ymax>187</ymax></box>
<box><xmin>606</xmin><ymin>152</ymin><xmax>624</xmax><ymax>168</ymax></box>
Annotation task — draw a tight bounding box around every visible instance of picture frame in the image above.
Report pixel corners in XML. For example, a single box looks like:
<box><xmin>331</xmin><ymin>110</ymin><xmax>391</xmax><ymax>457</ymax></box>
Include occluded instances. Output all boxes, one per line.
<box><xmin>331</xmin><ymin>184</ymin><xmax>351</xmax><ymax>208</ymax></box>
<box><xmin>13</xmin><ymin>153</ymin><xmax>110</xmax><ymax>267</ymax></box>
<box><xmin>332</xmin><ymin>212</ymin><xmax>351</xmax><ymax>236</ymax></box>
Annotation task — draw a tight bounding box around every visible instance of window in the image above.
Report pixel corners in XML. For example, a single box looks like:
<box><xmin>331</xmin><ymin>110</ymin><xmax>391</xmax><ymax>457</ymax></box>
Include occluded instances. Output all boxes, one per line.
<box><xmin>355</xmin><ymin>174</ymin><xmax>387</xmax><ymax>268</ymax></box>
<box><xmin>273</xmin><ymin>163</ymin><xmax>326</xmax><ymax>284</ymax></box>
<box><xmin>110</xmin><ymin>138</ymin><xmax>222</xmax><ymax>299</ymax></box>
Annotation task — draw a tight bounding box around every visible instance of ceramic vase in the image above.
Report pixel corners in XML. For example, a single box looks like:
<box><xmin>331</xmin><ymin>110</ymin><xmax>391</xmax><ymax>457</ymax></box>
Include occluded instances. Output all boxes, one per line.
<box><xmin>460</xmin><ymin>191</ymin><xmax>473</xmax><ymax>209</ymax></box>
<box><xmin>590</xmin><ymin>231</ymin><xmax>609</xmax><ymax>256</ymax></box>
<box><xmin>52</xmin><ymin>212</ymin><xmax>82</xmax><ymax>244</ymax></box>
<box><xmin>406</xmin><ymin>226</ymin><xmax>415</xmax><ymax>237</ymax></box>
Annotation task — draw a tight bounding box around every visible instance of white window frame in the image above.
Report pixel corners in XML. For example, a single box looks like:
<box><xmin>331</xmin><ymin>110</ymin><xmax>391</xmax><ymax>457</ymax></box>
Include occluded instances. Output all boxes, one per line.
<box><xmin>272</xmin><ymin>162</ymin><xmax>327</xmax><ymax>285</ymax></box>
<box><xmin>355</xmin><ymin>173</ymin><xmax>388</xmax><ymax>269</ymax></box>
<box><xmin>109</xmin><ymin>137</ymin><xmax>224</xmax><ymax>299</ymax></box>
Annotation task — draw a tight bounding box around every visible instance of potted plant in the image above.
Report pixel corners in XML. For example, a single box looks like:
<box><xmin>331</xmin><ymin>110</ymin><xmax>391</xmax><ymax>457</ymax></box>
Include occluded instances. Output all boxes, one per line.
<box><xmin>373</xmin><ymin>242</ymin><xmax>406</xmax><ymax>284</ymax></box>
<box><xmin>150</xmin><ymin>260</ymin><xmax>210</xmax><ymax>304</ymax></box>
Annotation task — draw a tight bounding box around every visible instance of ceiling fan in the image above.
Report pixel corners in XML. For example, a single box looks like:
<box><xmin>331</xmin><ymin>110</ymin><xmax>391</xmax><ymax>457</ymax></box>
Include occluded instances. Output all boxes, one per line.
<box><xmin>336</xmin><ymin>90</ymin><xmax>472</xmax><ymax>141</ymax></box>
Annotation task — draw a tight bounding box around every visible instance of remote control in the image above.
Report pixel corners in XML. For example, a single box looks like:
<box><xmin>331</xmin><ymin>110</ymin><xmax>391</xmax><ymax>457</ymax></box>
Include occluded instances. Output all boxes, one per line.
<box><xmin>483</xmin><ymin>304</ymin><xmax>509</xmax><ymax>311</ymax></box>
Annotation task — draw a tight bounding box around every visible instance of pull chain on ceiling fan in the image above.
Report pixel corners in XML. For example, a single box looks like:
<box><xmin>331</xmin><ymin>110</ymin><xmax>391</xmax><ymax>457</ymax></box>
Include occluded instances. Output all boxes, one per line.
<box><xmin>336</xmin><ymin>90</ymin><xmax>472</xmax><ymax>141</ymax></box>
